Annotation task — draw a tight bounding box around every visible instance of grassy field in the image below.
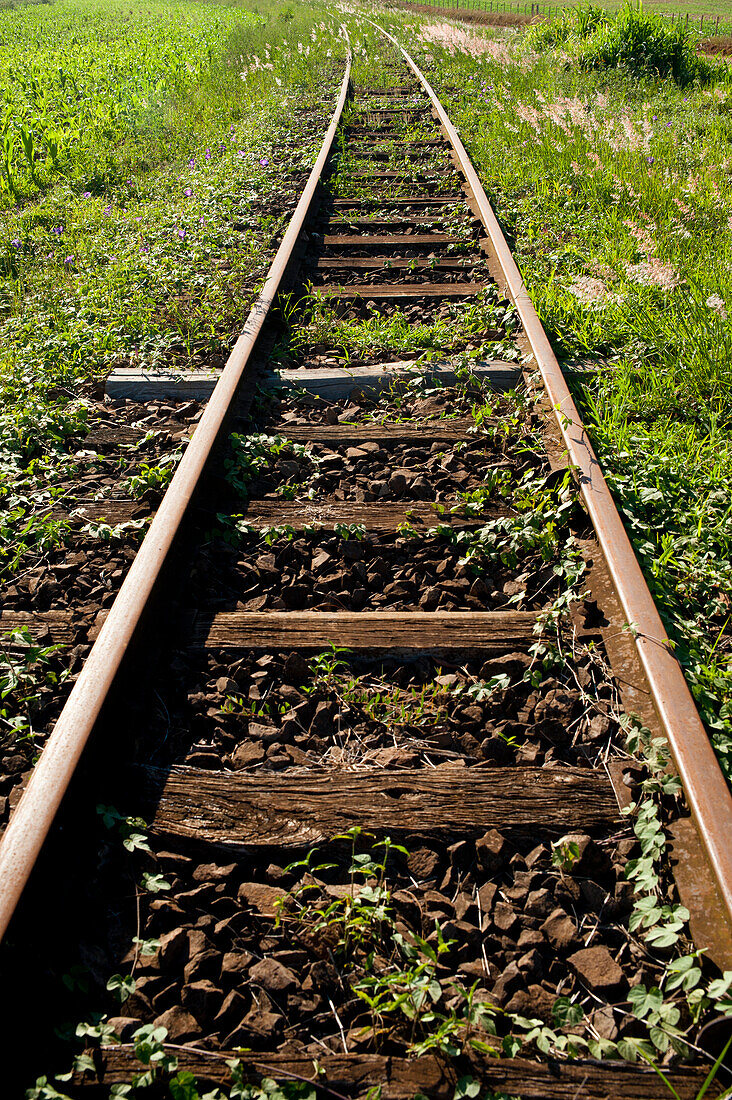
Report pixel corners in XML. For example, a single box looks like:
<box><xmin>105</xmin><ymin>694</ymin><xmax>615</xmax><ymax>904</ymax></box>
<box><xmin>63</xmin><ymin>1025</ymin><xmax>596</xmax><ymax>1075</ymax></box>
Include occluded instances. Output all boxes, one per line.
<box><xmin>359</xmin><ymin>3</ymin><xmax>732</xmax><ymax>783</ymax></box>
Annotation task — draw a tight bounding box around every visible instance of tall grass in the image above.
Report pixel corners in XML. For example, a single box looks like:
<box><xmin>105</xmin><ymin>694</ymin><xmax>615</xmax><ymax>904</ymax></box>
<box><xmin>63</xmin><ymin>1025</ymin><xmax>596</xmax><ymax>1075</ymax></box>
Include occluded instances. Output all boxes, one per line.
<box><xmin>527</xmin><ymin>3</ymin><xmax>713</xmax><ymax>84</ymax></box>
<box><xmin>396</xmin><ymin>15</ymin><xmax>732</xmax><ymax>775</ymax></box>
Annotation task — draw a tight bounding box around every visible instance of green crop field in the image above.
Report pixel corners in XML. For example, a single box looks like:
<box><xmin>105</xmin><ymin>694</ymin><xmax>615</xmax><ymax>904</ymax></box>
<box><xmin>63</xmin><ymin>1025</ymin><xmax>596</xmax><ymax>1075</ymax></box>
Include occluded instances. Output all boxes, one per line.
<box><xmin>0</xmin><ymin>0</ymin><xmax>347</xmax><ymax>584</ymax></box>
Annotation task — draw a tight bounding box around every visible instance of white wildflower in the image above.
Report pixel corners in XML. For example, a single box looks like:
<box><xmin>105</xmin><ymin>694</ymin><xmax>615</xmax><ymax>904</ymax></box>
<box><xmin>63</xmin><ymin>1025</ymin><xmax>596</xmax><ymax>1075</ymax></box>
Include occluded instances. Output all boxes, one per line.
<box><xmin>706</xmin><ymin>294</ymin><xmax>727</xmax><ymax>319</ymax></box>
<box><xmin>625</xmin><ymin>259</ymin><xmax>681</xmax><ymax>290</ymax></box>
<box><xmin>568</xmin><ymin>276</ymin><xmax>612</xmax><ymax>304</ymax></box>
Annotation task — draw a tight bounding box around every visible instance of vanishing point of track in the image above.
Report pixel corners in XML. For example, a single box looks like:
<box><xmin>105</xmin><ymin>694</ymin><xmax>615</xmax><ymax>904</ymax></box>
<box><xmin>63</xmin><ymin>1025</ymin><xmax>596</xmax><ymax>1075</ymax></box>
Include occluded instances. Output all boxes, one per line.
<box><xmin>2</xmin><ymin>23</ymin><xmax>732</xmax><ymax>1099</ymax></box>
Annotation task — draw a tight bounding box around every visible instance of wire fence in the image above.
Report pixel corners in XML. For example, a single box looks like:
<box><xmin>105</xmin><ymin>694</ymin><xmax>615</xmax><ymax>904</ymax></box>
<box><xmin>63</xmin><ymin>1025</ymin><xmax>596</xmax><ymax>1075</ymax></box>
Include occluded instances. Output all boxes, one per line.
<box><xmin>402</xmin><ymin>0</ymin><xmax>728</xmax><ymax>34</ymax></box>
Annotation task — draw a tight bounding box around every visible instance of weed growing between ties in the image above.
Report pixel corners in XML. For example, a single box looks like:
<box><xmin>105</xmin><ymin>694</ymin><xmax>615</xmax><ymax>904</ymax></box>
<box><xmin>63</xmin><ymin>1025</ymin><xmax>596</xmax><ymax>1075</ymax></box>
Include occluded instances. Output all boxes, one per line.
<box><xmin>0</xmin><ymin>627</ymin><xmax>66</xmax><ymax>757</ymax></box>
<box><xmin>22</xmin><ymin>810</ymin><xmax>732</xmax><ymax>1098</ymax></box>
<box><xmin>276</xmin><ymin>292</ymin><xmax>521</xmax><ymax>368</ymax></box>
<box><xmin>345</xmin><ymin>8</ymin><xmax>732</xmax><ymax>783</ymax></box>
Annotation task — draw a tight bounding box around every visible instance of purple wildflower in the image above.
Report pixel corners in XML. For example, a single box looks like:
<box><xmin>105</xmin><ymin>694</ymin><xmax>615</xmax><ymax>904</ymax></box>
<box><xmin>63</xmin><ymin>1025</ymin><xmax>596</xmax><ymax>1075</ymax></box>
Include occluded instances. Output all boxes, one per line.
<box><xmin>188</xmin><ymin>158</ymin><xmax>195</xmax><ymax>169</ymax></box>
<box><xmin>64</xmin><ymin>255</ymin><xmax>74</xmax><ymax>265</ymax></box>
<box><xmin>184</xmin><ymin>187</ymin><xmax>193</xmax><ymax>197</ymax></box>
<box><xmin>10</xmin><ymin>239</ymin><xmax>20</xmax><ymax>248</ymax></box>
<box><xmin>260</xmin><ymin>157</ymin><xmax>269</xmax><ymax>167</ymax></box>
<box><xmin>83</xmin><ymin>191</ymin><xmax>91</xmax><ymax>198</ymax></box>
<box><xmin>205</xmin><ymin>148</ymin><xmax>212</xmax><ymax>161</ymax></box>
<box><xmin>52</xmin><ymin>225</ymin><xmax>64</xmax><ymax>235</ymax></box>
<box><xmin>178</xmin><ymin>228</ymin><xmax>186</xmax><ymax>240</ymax></box>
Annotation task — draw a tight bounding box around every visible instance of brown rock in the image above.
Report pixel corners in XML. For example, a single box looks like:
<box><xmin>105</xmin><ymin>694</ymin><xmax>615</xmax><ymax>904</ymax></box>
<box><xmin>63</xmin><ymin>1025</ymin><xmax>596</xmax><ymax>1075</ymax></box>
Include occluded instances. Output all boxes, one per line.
<box><xmin>459</xmin><ymin>959</ymin><xmax>488</xmax><ymax>982</ymax></box>
<box><xmin>184</xmin><ymin>949</ymin><xmax>220</xmax><ymax>985</ymax></box>
<box><xmin>122</xmin><ymin>988</ymin><xmax>152</xmax><ymax>1019</ymax></box>
<box><xmin>517</xmin><ymin>948</ymin><xmax>544</xmax><ymax>981</ymax></box>
<box><xmin>108</xmin><ymin>1016</ymin><xmax>140</xmax><ymax>1041</ymax></box>
<box><xmin>231</xmin><ymin>741</ymin><xmax>266</xmax><ymax>768</ymax></box>
<box><xmin>568</xmin><ymin>946</ymin><xmax>626</xmax><ymax>995</ymax></box>
<box><xmin>248</xmin><ymin>721</ymin><xmax>279</xmax><ymax>745</ymax></box>
<box><xmin>517</xmin><ymin>928</ymin><xmax>545</xmax><ymax>950</ymax></box>
<box><xmin>214</xmin><ymin>990</ymin><xmax>249</xmax><ymax>1033</ymax></box>
<box><xmin>347</xmin><ymin>1025</ymin><xmax>377</xmax><ymax>1049</ymax></box>
<box><xmin>477</xmin><ymin>882</ymin><xmax>497</xmax><ymax>915</ymax></box>
<box><xmin>525</xmin><ymin>888</ymin><xmax>554</xmax><ymax>917</ymax></box>
<box><xmin>492</xmin><ymin>902</ymin><xmax>518</xmax><ymax>935</ymax></box>
<box><xmin>307</xmin><ymin>959</ymin><xmax>339</xmax><ymax>991</ymax></box>
<box><xmin>182</xmin><ymin>979</ymin><xmax>223</xmax><ymax>1019</ymax></box>
<box><xmin>158</xmin><ymin>927</ymin><xmax>188</xmax><ymax>970</ymax></box>
<box><xmin>153</xmin><ymin>1006</ymin><xmax>201</xmax><ymax>1042</ymax></box>
<box><xmin>491</xmin><ymin>961</ymin><xmax>522</xmax><ymax>1005</ymax></box>
<box><xmin>540</xmin><ymin>908</ymin><xmax>579</xmax><ymax>953</ymax></box>
<box><xmin>506</xmin><ymin>983</ymin><xmax>555</xmax><ymax>1022</ymax></box>
<box><xmin>193</xmin><ymin>862</ymin><xmax>236</xmax><ymax>883</ymax></box>
<box><xmin>554</xmin><ymin>832</ymin><xmax>608</xmax><ymax>874</ymax></box>
<box><xmin>221</xmin><ymin>951</ymin><xmax>253</xmax><ymax>977</ymax></box>
<box><xmin>187</xmin><ymin>929</ymin><xmax>211</xmax><ymax>958</ymax></box>
<box><xmin>591</xmin><ymin>1004</ymin><xmax>619</xmax><ymax>1039</ymax></box>
<box><xmin>250</xmin><ymin>957</ymin><xmax>297</xmax><ymax>994</ymax></box>
<box><xmin>152</xmin><ymin>981</ymin><xmax>178</xmax><ymax>1015</ymax></box>
<box><xmin>238</xmin><ymin>882</ymin><xmax>286</xmax><ymax>917</ymax></box>
<box><xmin>454</xmin><ymin>891</ymin><xmax>477</xmax><ymax>921</ymax></box>
<box><xmin>423</xmin><ymin>889</ymin><xmax>453</xmax><ymax>915</ymax></box>
<box><xmin>242</xmin><ymin>1006</ymin><xmax>284</xmax><ymax>1040</ymax></box>
<box><xmin>475</xmin><ymin>829</ymin><xmax>509</xmax><ymax>872</ymax></box>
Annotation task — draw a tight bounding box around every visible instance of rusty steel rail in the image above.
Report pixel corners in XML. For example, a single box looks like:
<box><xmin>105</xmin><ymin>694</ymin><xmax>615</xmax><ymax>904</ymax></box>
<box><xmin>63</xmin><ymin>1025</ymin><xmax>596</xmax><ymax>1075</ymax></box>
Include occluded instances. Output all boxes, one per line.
<box><xmin>368</xmin><ymin>21</ymin><xmax>732</xmax><ymax>925</ymax></box>
<box><xmin>0</xmin><ymin>48</ymin><xmax>352</xmax><ymax>944</ymax></box>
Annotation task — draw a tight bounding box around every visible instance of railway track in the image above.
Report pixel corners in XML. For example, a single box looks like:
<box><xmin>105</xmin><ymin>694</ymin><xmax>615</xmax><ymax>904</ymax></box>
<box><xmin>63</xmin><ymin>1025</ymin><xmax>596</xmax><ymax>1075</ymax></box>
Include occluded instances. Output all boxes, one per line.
<box><xmin>3</xmin><ymin>23</ymin><xmax>732</xmax><ymax>1099</ymax></box>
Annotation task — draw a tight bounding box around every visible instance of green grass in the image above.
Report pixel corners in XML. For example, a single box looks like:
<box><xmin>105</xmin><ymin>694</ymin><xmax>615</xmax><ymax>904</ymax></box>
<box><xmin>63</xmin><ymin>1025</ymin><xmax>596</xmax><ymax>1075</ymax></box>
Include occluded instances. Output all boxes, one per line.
<box><xmin>0</xmin><ymin>0</ymin><xmax>347</xmax><ymax>580</ymax></box>
<box><xmin>354</xmin><ymin>4</ymin><xmax>732</xmax><ymax>777</ymax></box>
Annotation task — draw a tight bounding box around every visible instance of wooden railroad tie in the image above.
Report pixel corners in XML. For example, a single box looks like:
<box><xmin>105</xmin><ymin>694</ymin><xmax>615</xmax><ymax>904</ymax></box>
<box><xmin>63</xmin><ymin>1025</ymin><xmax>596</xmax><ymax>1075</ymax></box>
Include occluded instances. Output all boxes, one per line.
<box><xmin>317</xmin><ymin>282</ymin><xmax>489</xmax><ymax>300</ymax></box>
<box><xmin>105</xmin><ymin>361</ymin><xmax>522</xmax><ymax>401</ymax></box>
<box><xmin>138</xmin><ymin>764</ymin><xmax>619</xmax><ymax>846</ymax></box>
<box><xmin>322</xmin><ymin>233</ymin><xmax>466</xmax><ymax>246</ymax></box>
<box><xmin>186</xmin><ymin>609</ymin><xmax>543</xmax><ymax>651</ymax></box>
<box><xmin>82</xmin><ymin>1048</ymin><xmax>716</xmax><ymax>1099</ymax></box>
<box><xmin>313</xmin><ymin>256</ymin><xmax>482</xmax><ymax>270</ymax></box>
<box><xmin>331</xmin><ymin>197</ymin><xmax>466</xmax><ymax>205</ymax></box>
<box><xmin>52</xmin><ymin>498</ymin><xmax>499</xmax><ymax>531</ymax></box>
